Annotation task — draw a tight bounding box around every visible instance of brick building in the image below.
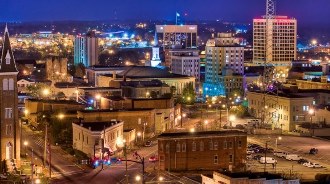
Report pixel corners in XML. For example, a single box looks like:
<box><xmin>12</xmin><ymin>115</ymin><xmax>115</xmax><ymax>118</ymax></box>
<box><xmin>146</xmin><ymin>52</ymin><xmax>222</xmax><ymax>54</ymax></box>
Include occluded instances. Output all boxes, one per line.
<box><xmin>0</xmin><ymin>26</ymin><xmax>20</xmax><ymax>171</ymax></box>
<box><xmin>157</xmin><ymin>130</ymin><xmax>247</xmax><ymax>172</ymax></box>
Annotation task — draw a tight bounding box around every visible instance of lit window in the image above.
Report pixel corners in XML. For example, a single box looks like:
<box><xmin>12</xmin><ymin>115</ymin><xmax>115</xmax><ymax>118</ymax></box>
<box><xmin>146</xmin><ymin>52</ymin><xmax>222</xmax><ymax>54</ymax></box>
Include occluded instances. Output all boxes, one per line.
<box><xmin>5</xmin><ymin>108</ymin><xmax>13</xmax><ymax>119</ymax></box>
<box><xmin>214</xmin><ymin>141</ymin><xmax>218</xmax><ymax>150</ymax></box>
<box><xmin>192</xmin><ymin>142</ymin><xmax>196</xmax><ymax>151</ymax></box>
<box><xmin>229</xmin><ymin>154</ymin><xmax>233</xmax><ymax>163</ymax></box>
<box><xmin>176</xmin><ymin>143</ymin><xmax>181</xmax><ymax>152</ymax></box>
<box><xmin>200</xmin><ymin>141</ymin><xmax>204</xmax><ymax>151</ymax></box>
<box><xmin>182</xmin><ymin>143</ymin><xmax>186</xmax><ymax>152</ymax></box>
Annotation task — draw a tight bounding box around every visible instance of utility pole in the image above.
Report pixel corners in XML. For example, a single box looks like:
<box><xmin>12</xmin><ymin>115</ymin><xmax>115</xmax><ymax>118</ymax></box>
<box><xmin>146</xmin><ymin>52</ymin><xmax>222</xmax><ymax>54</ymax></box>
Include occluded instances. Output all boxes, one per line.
<box><xmin>43</xmin><ymin>123</ymin><xmax>48</xmax><ymax>166</ymax></box>
<box><xmin>264</xmin><ymin>141</ymin><xmax>269</xmax><ymax>173</ymax></box>
<box><xmin>31</xmin><ymin>149</ymin><xmax>34</xmax><ymax>184</ymax></box>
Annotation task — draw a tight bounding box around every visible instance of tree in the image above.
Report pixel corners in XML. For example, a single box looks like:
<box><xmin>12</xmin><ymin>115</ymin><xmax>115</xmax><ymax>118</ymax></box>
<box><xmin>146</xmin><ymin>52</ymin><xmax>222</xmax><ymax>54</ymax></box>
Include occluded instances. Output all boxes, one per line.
<box><xmin>150</xmin><ymin>91</ymin><xmax>157</xmax><ymax>98</ymax></box>
<box><xmin>75</xmin><ymin>63</ymin><xmax>85</xmax><ymax>78</ymax></box>
<box><xmin>26</xmin><ymin>83</ymin><xmax>50</xmax><ymax>98</ymax></box>
<box><xmin>182</xmin><ymin>83</ymin><xmax>196</xmax><ymax>104</ymax></box>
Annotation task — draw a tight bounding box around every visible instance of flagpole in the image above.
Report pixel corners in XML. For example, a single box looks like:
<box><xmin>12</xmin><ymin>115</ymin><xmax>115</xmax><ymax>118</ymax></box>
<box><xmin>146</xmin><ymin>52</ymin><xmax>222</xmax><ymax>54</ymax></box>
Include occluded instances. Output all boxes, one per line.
<box><xmin>176</xmin><ymin>12</ymin><xmax>177</xmax><ymax>25</ymax></box>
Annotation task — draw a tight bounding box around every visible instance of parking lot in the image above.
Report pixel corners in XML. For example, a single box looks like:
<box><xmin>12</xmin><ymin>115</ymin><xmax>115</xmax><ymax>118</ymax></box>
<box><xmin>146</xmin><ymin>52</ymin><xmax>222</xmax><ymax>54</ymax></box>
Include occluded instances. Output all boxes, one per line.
<box><xmin>247</xmin><ymin>135</ymin><xmax>330</xmax><ymax>181</ymax></box>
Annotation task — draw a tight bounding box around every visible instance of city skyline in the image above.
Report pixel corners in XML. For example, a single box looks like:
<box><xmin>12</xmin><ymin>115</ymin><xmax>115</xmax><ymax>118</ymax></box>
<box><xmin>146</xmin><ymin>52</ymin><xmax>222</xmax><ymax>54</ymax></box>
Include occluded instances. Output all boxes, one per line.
<box><xmin>1</xmin><ymin>0</ymin><xmax>330</xmax><ymax>25</ymax></box>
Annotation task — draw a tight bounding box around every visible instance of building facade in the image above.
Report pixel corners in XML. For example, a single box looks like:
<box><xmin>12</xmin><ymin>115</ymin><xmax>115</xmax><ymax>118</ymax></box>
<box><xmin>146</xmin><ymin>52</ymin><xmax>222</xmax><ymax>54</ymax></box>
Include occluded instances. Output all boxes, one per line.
<box><xmin>202</xmin><ymin>171</ymin><xmax>300</xmax><ymax>184</ymax></box>
<box><xmin>253</xmin><ymin>16</ymin><xmax>297</xmax><ymax>80</ymax></box>
<box><xmin>203</xmin><ymin>33</ymin><xmax>244</xmax><ymax>96</ymax></box>
<box><xmin>170</xmin><ymin>49</ymin><xmax>200</xmax><ymax>81</ymax></box>
<box><xmin>157</xmin><ymin>131</ymin><xmax>247</xmax><ymax>172</ymax></box>
<box><xmin>0</xmin><ymin>26</ymin><xmax>20</xmax><ymax>171</ymax></box>
<box><xmin>247</xmin><ymin>91</ymin><xmax>314</xmax><ymax>131</ymax></box>
<box><xmin>72</xmin><ymin>121</ymin><xmax>124</xmax><ymax>158</ymax></box>
<box><xmin>74</xmin><ymin>31</ymin><xmax>99</xmax><ymax>67</ymax></box>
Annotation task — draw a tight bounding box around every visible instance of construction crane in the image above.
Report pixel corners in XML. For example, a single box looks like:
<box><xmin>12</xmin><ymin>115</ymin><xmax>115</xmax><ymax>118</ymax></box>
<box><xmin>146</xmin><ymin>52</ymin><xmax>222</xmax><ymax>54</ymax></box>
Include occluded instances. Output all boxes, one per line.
<box><xmin>261</xmin><ymin>0</ymin><xmax>280</xmax><ymax>128</ymax></box>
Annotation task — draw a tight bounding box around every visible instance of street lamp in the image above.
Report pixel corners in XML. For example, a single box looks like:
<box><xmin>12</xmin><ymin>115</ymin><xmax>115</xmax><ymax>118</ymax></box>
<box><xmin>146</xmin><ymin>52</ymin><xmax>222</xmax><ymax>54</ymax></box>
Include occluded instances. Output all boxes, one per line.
<box><xmin>309</xmin><ymin>108</ymin><xmax>315</xmax><ymax>136</ymax></box>
<box><xmin>204</xmin><ymin>120</ymin><xmax>209</xmax><ymax>130</ymax></box>
<box><xmin>58</xmin><ymin>113</ymin><xmax>64</xmax><ymax>120</ymax></box>
<box><xmin>135</xmin><ymin>175</ymin><xmax>141</xmax><ymax>182</ymax></box>
<box><xmin>43</xmin><ymin>89</ymin><xmax>50</xmax><ymax>96</ymax></box>
<box><xmin>275</xmin><ymin>136</ymin><xmax>282</xmax><ymax>150</ymax></box>
<box><xmin>229</xmin><ymin>115</ymin><xmax>236</xmax><ymax>127</ymax></box>
<box><xmin>24</xmin><ymin>141</ymin><xmax>28</xmax><ymax>155</ymax></box>
<box><xmin>158</xmin><ymin>176</ymin><xmax>164</xmax><ymax>181</ymax></box>
<box><xmin>189</xmin><ymin>128</ymin><xmax>195</xmax><ymax>133</ymax></box>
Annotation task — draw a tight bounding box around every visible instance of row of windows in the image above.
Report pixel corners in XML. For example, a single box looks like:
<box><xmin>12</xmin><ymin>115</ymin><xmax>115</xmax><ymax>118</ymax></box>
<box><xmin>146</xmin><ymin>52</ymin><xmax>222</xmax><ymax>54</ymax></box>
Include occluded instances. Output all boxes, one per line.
<box><xmin>161</xmin><ymin>140</ymin><xmax>242</xmax><ymax>153</ymax></box>
<box><xmin>3</xmin><ymin>79</ymin><xmax>15</xmax><ymax>90</ymax></box>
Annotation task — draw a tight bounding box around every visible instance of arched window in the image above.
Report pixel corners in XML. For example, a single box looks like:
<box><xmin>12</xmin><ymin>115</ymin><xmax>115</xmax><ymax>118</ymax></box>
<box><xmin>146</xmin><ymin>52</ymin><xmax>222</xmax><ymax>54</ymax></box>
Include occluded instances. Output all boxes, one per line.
<box><xmin>6</xmin><ymin>142</ymin><xmax>13</xmax><ymax>160</ymax></box>
<box><xmin>3</xmin><ymin>79</ymin><xmax>8</xmax><ymax>90</ymax></box>
<box><xmin>9</xmin><ymin>78</ymin><xmax>14</xmax><ymax>90</ymax></box>
<box><xmin>192</xmin><ymin>142</ymin><xmax>196</xmax><ymax>151</ymax></box>
<box><xmin>176</xmin><ymin>143</ymin><xmax>181</xmax><ymax>152</ymax></box>
<box><xmin>165</xmin><ymin>143</ymin><xmax>170</xmax><ymax>153</ymax></box>
<box><xmin>200</xmin><ymin>141</ymin><xmax>204</xmax><ymax>151</ymax></box>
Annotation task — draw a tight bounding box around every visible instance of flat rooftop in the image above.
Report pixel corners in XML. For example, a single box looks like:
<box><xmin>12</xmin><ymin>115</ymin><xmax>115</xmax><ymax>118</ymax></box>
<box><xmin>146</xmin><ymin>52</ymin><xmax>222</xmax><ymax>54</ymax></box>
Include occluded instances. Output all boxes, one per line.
<box><xmin>73</xmin><ymin>121</ymin><xmax>122</xmax><ymax>131</ymax></box>
<box><xmin>158</xmin><ymin>130</ymin><xmax>246</xmax><ymax>139</ymax></box>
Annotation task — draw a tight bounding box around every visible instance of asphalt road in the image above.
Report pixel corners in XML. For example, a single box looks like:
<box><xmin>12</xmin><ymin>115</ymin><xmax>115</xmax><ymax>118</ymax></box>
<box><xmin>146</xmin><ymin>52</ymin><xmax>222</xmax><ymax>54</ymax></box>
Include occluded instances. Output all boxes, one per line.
<box><xmin>22</xmin><ymin>125</ymin><xmax>85</xmax><ymax>182</ymax></box>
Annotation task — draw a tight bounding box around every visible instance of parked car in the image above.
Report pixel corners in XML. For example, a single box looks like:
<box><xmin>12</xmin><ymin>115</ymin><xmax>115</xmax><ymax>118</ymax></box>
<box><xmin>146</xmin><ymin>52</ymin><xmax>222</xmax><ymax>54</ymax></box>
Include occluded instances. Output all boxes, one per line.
<box><xmin>274</xmin><ymin>152</ymin><xmax>288</xmax><ymax>158</ymax></box>
<box><xmin>149</xmin><ymin>155</ymin><xmax>158</xmax><ymax>162</ymax></box>
<box><xmin>247</xmin><ymin>154</ymin><xmax>253</xmax><ymax>160</ymax></box>
<box><xmin>306</xmin><ymin>162</ymin><xmax>323</xmax><ymax>168</ymax></box>
<box><xmin>303</xmin><ymin>162</ymin><xmax>311</xmax><ymax>167</ymax></box>
<box><xmin>259</xmin><ymin>157</ymin><xmax>277</xmax><ymax>164</ymax></box>
<box><xmin>285</xmin><ymin>154</ymin><xmax>302</xmax><ymax>161</ymax></box>
<box><xmin>309</xmin><ymin>148</ymin><xmax>318</xmax><ymax>155</ymax></box>
<box><xmin>144</xmin><ymin>141</ymin><xmax>152</xmax><ymax>147</ymax></box>
<box><xmin>297</xmin><ymin>158</ymin><xmax>309</xmax><ymax>165</ymax></box>
<box><xmin>247</xmin><ymin>149</ymin><xmax>255</xmax><ymax>154</ymax></box>
<box><xmin>253</xmin><ymin>155</ymin><xmax>263</xmax><ymax>161</ymax></box>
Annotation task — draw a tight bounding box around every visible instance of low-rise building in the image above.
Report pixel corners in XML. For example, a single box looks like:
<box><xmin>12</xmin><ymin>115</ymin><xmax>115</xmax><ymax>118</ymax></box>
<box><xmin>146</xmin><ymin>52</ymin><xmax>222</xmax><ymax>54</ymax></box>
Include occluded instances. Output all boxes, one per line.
<box><xmin>72</xmin><ymin>120</ymin><xmax>124</xmax><ymax>158</ymax></box>
<box><xmin>77</xmin><ymin>108</ymin><xmax>173</xmax><ymax>138</ymax></box>
<box><xmin>201</xmin><ymin>171</ymin><xmax>299</xmax><ymax>184</ymax></box>
<box><xmin>96</xmin><ymin>66</ymin><xmax>195</xmax><ymax>95</ymax></box>
<box><xmin>157</xmin><ymin>130</ymin><xmax>247</xmax><ymax>172</ymax></box>
<box><xmin>247</xmin><ymin>91</ymin><xmax>314</xmax><ymax>131</ymax></box>
<box><xmin>120</xmin><ymin>80</ymin><xmax>170</xmax><ymax>98</ymax></box>
<box><xmin>17</xmin><ymin>78</ymin><xmax>35</xmax><ymax>93</ymax></box>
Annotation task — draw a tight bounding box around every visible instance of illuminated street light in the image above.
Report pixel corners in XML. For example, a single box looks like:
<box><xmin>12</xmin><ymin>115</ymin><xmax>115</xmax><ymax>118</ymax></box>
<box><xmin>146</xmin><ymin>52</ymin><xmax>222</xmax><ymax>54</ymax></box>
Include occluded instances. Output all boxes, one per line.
<box><xmin>158</xmin><ymin>176</ymin><xmax>164</xmax><ymax>181</ymax></box>
<box><xmin>95</xmin><ymin>94</ymin><xmax>101</xmax><ymax>100</ymax></box>
<box><xmin>187</xmin><ymin>96</ymin><xmax>191</xmax><ymax>101</ymax></box>
<box><xmin>43</xmin><ymin>89</ymin><xmax>50</xmax><ymax>96</ymax></box>
<box><xmin>182</xmin><ymin>113</ymin><xmax>187</xmax><ymax>118</ymax></box>
<box><xmin>35</xmin><ymin>179</ymin><xmax>41</xmax><ymax>184</ymax></box>
<box><xmin>137</xmin><ymin>132</ymin><xmax>142</xmax><ymax>137</ymax></box>
<box><xmin>189</xmin><ymin>128</ymin><xmax>195</xmax><ymax>133</ymax></box>
<box><xmin>58</xmin><ymin>113</ymin><xmax>65</xmax><ymax>119</ymax></box>
<box><xmin>229</xmin><ymin>115</ymin><xmax>236</xmax><ymax>122</ymax></box>
<box><xmin>135</xmin><ymin>175</ymin><xmax>141</xmax><ymax>181</ymax></box>
<box><xmin>308</xmin><ymin>109</ymin><xmax>314</xmax><ymax>115</ymax></box>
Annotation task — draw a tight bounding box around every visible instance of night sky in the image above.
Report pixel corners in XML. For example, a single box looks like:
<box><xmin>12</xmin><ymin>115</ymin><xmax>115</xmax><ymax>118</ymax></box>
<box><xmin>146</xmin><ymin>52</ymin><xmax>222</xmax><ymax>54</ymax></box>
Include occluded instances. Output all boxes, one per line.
<box><xmin>1</xmin><ymin>0</ymin><xmax>329</xmax><ymax>24</ymax></box>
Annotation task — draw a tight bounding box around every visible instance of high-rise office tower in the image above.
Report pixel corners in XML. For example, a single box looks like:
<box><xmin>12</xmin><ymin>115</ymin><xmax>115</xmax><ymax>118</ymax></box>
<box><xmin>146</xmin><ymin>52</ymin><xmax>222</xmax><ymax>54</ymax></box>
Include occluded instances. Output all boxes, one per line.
<box><xmin>0</xmin><ymin>26</ymin><xmax>20</xmax><ymax>171</ymax></box>
<box><xmin>253</xmin><ymin>16</ymin><xmax>297</xmax><ymax>74</ymax></box>
<box><xmin>203</xmin><ymin>33</ymin><xmax>244</xmax><ymax>97</ymax></box>
<box><xmin>74</xmin><ymin>31</ymin><xmax>99</xmax><ymax>67</ymax></box>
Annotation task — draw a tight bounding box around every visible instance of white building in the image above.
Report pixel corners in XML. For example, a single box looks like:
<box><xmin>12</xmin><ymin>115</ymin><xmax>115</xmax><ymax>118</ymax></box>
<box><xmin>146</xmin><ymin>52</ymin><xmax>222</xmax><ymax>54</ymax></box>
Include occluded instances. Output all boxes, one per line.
<box><xmin>72</xmin><ymin>121</ymin><xmax>124</xmax><ymax>158</ymax></box>
<box><xmin>247</xmin><ymin>91</ymin><xmax>314</xmax><ymax>131</ymax></box>
<box><xmin>170</xmin><ymin>49</ymin><xmax>200</xmax><ymax>81</ymax></box>
<box><xmin>203</xmin><ymin>33</ymin><xmax>244</xmax><ymax>96</ymax></box>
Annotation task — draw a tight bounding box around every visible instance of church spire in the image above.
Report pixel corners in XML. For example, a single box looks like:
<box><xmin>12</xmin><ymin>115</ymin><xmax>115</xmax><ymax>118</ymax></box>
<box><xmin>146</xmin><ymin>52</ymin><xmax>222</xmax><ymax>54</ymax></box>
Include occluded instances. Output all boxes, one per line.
<box><xmin>154</xmin><ymin>30</ymin><xmax>158</xmax><ymax>47</ymax></box>
<box><xmin>0</xmin><ymin>25</ymin><xmax>18</xmax><ymax>73</ymax></box>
